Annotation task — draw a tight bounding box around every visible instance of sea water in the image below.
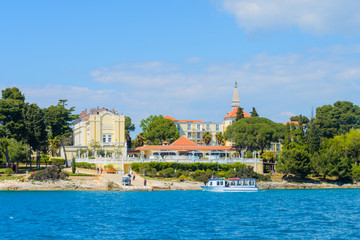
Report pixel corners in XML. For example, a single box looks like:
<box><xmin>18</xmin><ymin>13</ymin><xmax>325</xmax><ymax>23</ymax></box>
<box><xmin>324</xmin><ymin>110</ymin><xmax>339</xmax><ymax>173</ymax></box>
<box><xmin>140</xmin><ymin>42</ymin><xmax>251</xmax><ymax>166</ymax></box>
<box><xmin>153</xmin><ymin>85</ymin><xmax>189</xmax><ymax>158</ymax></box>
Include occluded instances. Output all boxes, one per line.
<box><xmin>1</xmin><ymin>189</ymin><xmax>360</xmax><ymax>239</ymax></box>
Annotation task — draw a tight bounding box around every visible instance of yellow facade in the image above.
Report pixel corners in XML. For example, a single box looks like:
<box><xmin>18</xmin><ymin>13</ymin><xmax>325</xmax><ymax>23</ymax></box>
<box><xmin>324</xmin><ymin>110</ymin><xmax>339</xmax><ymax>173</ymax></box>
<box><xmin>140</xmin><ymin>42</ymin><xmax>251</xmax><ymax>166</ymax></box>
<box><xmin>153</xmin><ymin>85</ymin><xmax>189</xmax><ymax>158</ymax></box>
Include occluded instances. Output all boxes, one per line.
<box><xmin>69</xmin><ymin>107</ymin><xmax>125</xmax><ymax>155</ymax></box>
<box><xmin>176</xmin><ymin>122</ymin><xmax>224</xmax><ymax>145</ymax></box>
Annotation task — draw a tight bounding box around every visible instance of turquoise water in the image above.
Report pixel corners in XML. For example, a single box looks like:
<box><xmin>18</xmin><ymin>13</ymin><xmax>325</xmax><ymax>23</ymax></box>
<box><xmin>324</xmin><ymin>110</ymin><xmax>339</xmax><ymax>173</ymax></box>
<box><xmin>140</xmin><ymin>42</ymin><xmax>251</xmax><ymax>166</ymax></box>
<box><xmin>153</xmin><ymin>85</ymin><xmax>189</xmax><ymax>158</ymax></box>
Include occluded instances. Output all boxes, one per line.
<box><xmin>1</xmin><ymin>189</ymin><xmax>360</xmax><ymax>239</ymax></box>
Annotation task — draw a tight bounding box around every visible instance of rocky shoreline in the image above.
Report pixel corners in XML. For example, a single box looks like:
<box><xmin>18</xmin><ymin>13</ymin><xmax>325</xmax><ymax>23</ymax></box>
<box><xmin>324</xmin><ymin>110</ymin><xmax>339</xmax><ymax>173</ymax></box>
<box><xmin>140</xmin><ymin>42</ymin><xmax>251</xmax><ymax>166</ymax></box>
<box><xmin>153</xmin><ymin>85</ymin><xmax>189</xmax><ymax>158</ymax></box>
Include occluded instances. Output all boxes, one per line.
<box><xmin>258</xmin><ymin>181</ymin><xmax>360</xmax><ymax>190</ymax></box>
<box><xmin>1</xmin><ymin>177</ymin><xmax>360</xmax><ymax>191</ymax></box>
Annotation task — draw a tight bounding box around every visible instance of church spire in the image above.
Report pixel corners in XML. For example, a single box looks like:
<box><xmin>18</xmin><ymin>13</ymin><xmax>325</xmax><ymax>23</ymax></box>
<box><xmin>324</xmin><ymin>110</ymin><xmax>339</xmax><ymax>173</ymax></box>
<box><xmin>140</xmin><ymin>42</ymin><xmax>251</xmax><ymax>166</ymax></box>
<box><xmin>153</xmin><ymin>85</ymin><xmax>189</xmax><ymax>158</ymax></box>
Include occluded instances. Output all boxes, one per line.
<box><xmin>231</xmin><ymin>81</ymin><xmax>240</xmax><ymax>109</ymax></box>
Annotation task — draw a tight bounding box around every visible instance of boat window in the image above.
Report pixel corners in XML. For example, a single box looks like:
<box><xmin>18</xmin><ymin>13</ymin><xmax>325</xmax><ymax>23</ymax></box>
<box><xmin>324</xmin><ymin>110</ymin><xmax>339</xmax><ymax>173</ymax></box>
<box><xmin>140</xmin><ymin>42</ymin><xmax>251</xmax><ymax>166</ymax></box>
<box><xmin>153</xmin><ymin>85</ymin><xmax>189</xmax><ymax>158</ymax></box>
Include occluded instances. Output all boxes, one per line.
<box><xmin>209</xmin><ymin>182</ymin><xmax>212</xmax><ymax>186</ymax></box>
<box><xmin>236</xmin><ymin>180</ymin><xmax>240</xmax><ymax>185</ymax></box>
<box><xmin>231</xmin><ymin>181</ymin><xmax>235</xmax><ymax>186</ymax></box>
<box><xmin>217</xmin><ymin>181</ymin><xmax>219</xmax><ymax>186</ymax></box>
<box><xmin>220</xmin><ymin>181</ymin><xmax>223</xmax><ymax>186</ymax></box>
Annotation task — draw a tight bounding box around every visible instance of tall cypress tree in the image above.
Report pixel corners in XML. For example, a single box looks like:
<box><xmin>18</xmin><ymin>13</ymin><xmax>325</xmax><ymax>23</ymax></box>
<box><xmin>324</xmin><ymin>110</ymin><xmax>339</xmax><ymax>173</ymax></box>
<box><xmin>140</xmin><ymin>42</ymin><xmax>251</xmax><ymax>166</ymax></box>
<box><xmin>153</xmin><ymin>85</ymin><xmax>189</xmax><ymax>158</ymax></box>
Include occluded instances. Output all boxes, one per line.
<box><xmin>250</xmin><ymin>107</ymin><xmax>259</xmax><ymax>117</ymax></box>
<box><xmin>235</xmin><ymin>107</ymin><xmax>244</xmax><ymax>121</ymax></box>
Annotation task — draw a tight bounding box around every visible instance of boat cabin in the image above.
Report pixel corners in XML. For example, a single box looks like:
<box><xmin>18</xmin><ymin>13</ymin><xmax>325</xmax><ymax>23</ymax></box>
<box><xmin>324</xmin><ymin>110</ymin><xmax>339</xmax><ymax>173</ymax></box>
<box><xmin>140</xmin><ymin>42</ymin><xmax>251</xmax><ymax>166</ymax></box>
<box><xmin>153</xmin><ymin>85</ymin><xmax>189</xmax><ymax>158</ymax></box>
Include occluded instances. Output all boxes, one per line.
<box><xmin>208</xmin><ymin>178</ymin><xmax>256</xmax><ymax>187</ymax></box>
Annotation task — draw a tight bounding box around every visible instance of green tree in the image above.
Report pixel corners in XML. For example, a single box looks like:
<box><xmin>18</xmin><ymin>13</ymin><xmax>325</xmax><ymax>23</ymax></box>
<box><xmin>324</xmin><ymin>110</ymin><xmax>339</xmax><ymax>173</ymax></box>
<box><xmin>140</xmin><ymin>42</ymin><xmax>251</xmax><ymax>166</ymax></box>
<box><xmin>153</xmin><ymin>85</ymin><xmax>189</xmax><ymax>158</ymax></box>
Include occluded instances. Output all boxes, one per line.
<box><xmin>202</xmin><ymin>132</ymin><xmax>212</xmax><ymax>145</ymax></box>
<box><xmin>290</xmin><ymin>115</ymin><xmax>309</xmax><ymax>124</ymax></box>
<box><xmin>146</xmin><ymin>118</ymin><xmax>180</xmax><ymax>145</ymax></box>
<box><xmin>44</xmin><ymin>100</ymin><xmax>77</xmax><ymax>167</ymax></box>
<box><xmin>235</xmin><ymin>107</ymin><xmax>244</xmax><ymax>121</ymax></box>
<box><xmin>224</xmin><ymin>117</ymin><xmax>285</xmax><ymax>153</ymax></box>
<box><xmin>314</xmin><ymin>101</ymin><xmax>360</xmax><ymax>138</ymax></box>
<box><xmin>215</xmin><ymin>132</ymin><xmax>225</xmax><ymax>146</ymax></box>
<box><xmin>2</xmin><ymin>87</ymin><xmax>25</xmax><ymax>102</ymax></box>
<box><xmin>277</xmin><ymin>146</ymin><xmax>311</xmax><ymax>178</ymax></box>
<box><xmin>125</xmin><ymin>116</ymin><xmax>135</xmax><ymax>148</ymax></box>
<box><xmin>72</xmin><ymin>158</ymin><xmax>76</xmax><ymax>174</ymax></box>
<box><xmin>311</xmin><ymin>146</ymin><xmax>340</xmax><ymax>179</ymax></box>
<box><xmin>250</xmin><ymin>107</ymin><xmax>259</xmax><ymax>117</ymax></box>
<box><xmin>0</xmin><ymin>88</ymin><xmax>26</xmax><ymax>167</ymax></box>
<box><xmin>306</xmin><ymin>120</ymin><xmax>321</xmax><ymax>154</ymax></box>
<box><xmin>140</xmin><ymin>115</ymin><xmax>163</xmax><ymax>132</ymax></box>
<box><xmin>24</xmin><ymin>103</ymin><xmax>48</xmax><ymax>169</ymax></box>
<box><xmin>134</xmin><ymin>133</ymin><xmax>145</xmax><ymax>147</ymax></box>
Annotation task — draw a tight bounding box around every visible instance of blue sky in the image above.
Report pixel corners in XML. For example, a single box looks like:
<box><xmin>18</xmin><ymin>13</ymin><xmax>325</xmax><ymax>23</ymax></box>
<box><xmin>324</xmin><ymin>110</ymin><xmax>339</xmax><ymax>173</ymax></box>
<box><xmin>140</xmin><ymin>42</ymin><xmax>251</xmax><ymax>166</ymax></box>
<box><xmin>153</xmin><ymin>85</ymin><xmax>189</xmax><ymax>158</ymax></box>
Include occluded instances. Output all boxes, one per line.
<box><xmin>1</xmin><ymin>0</ymin><xmax>360</xmax><ymax>136</ymax></box>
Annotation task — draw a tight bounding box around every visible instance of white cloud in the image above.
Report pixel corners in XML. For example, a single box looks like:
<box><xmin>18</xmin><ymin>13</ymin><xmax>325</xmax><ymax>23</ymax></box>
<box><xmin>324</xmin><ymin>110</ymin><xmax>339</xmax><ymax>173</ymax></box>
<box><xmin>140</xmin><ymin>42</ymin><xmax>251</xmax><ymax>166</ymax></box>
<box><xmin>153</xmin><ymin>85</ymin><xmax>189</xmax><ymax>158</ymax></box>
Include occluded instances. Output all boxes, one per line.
<box><xmin>4</xmin><ymin>45</ymin><xmax>360</xmax><ymax>135</ymax></box>
<box><xmin>88</xmin><ymin>47</ymin><xmax>360</xmax><ymax>125</ymax></box>
<box><xmin>221</xmin><ymin>0</ymin><xmax>360</xmax><ymax>35</ymax></box>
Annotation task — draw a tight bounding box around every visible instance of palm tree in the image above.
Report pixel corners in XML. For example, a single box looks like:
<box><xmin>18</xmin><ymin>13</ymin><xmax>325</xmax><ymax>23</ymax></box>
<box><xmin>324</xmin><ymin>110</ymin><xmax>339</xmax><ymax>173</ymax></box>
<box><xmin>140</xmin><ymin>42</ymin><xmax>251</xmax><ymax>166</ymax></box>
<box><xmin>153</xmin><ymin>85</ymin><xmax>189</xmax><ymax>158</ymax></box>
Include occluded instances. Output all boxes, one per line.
<box><xmin>215</xmin><ymin>132</ymin><xmax>225</xmax><ymax>146</ymax></box>
<box><xmin>135</xmin><ymin>134</ymin><xmax>145</xmax><ymax>147</ymax></box>
<box><xmin>202</xmin><ymin>132</ymin><xmax>212</xmax><ymax>145</ymax></box>
<box><xmin>49</xmin><ymin>138</ymin><xmax>61</xmax><ymax>157</ymax></box>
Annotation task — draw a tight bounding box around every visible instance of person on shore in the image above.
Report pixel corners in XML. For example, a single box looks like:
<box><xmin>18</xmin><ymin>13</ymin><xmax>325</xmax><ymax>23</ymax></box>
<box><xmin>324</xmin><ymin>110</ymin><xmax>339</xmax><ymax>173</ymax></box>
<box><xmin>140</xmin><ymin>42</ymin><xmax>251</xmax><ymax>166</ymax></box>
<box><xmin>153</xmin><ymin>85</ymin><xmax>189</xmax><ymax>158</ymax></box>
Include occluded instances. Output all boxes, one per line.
<box><xmin>97</xmin><ymin>168</ymin><xmax>99</xmax><ymax>174</ymax></box>
<box><xmin>144</xmin><ymin>179</ymin><xmax>147</xmax><ymax>186</ymax></box>
<box><xmin>100</xmin><ymin>168</ymin><xmax>103</xmax><ymax>174</ymax></box>
<box><xmin>133</xmin><ymin>174</ymin><xmax>135</xmax><ymax>181</ymax></box>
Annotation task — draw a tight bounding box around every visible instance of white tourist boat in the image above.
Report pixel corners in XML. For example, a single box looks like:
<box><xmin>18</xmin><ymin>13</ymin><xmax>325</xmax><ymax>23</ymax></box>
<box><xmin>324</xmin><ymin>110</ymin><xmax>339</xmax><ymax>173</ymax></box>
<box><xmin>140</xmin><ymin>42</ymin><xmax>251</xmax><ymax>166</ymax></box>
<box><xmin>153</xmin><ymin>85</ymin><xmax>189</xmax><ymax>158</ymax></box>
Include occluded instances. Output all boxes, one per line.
<box><xmin>201</xmin><ymin>178</ymin><xmax>259</xmax><ymax>192</ymax></box>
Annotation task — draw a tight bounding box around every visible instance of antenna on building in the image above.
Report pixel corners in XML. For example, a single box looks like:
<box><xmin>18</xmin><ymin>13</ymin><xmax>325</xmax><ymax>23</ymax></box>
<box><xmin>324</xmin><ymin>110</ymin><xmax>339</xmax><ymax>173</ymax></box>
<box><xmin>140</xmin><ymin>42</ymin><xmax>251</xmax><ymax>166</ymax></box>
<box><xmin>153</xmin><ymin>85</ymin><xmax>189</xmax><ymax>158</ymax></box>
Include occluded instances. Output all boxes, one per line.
<box><xmin>311</xmin><ymin>106</ymin><xmax>314</xmax><ymax>120</ymax></box>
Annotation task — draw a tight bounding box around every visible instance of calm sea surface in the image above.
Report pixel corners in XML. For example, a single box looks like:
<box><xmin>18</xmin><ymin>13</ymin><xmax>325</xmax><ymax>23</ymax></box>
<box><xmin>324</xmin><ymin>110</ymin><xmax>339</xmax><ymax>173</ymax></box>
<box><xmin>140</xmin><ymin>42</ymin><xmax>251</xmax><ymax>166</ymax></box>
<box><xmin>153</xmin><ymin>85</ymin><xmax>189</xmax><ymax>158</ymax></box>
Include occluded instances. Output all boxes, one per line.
<box><xmin>1</xmin><ymin>189</ymin><xmax>360</xmax><ymax>239</ymax></box>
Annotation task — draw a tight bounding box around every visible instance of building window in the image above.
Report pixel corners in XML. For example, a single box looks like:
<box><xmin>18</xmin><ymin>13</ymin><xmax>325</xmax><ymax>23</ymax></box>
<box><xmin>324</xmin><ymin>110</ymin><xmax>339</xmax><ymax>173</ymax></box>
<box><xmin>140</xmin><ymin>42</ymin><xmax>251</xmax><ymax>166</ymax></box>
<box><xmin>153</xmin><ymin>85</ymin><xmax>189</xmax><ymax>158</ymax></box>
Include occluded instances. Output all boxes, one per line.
<box><xmin>108</xmin><ymin>135</ymin><xmax>112</xmax><ymax>143</ymax></box>
<box><xmin>197</xmin><ymin>124</ymin><xmax>200</xmax><ymax>130</ymax></box>
<box><xmin>269</xmin><ymin>144</ymin><xmax>274</xmax><ymax>151</ymax></box>
<box><xmin>188</xmin><ymin>124</ymin><xmax>191</xmax><ymax>130</ymax></box>
<box><xmin>216</xmin><ymin>124</ymin><xmax>219</xmax><ymax>131</ymax></box>
<box><xmin>102</xmin><ymin>135</ymin><xmax>106</xmax><ymax>143</ymax></box>
<box><xmin>197</xmin><ymin>132</ymin><xmax>200</xmax><ymax>139</ymax></box>
<box><xmin>206</xmin><ymin>124</ymin><xmax>210</xmax><ymax>131</ymax></box>
<box><xmin>276</xmin><ymin>143</ymin><xmax>280</xmax><ymax>151</ymax></box>
<box><xmin>177</xmin><ymin>124</ymin><xmax>180</xmax><ymax>131</ymax></box>
<box><xmin>188</xmin><ymin>132</ymin><xmax>191</xmax><ymax>138</ymax></box>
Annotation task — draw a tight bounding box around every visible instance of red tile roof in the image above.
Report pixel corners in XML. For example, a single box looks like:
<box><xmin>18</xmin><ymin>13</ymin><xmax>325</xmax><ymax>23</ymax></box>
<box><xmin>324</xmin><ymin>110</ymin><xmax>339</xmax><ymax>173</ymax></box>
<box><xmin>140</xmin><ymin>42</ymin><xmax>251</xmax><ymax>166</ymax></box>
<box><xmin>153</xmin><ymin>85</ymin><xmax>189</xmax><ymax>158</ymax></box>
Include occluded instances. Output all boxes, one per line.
<box><xmin>164</xmin><ymin>115</ymin><xmax>177</xmax><ymax>121</ymax></box>
<box><xmin>224</xmin><ymin>107</ymin><xmax>251</xmax><ymax>119</ymax></box>
<box><xmin>284</xmin><ymin>121</ymin><xmax>299</xmax><ymax>125</ymax></box>
<box><xmin>164</xmin><ymin>115</ymin><xmax>203</xmax><ymax>123</ymax></box>
<box><xmin>136</xmin><ymin>145</ymin><xmax>235</xmax><ymax>151</ymax></box>
<box><xmin>170</xmin><ymin>136</ymin><xmax>197</xmax><ymax>146</ymax></box>
<box><xmin>135</xmin><ymin>136</ymin><xmax>235</xmax><ymax>151</ymax></box>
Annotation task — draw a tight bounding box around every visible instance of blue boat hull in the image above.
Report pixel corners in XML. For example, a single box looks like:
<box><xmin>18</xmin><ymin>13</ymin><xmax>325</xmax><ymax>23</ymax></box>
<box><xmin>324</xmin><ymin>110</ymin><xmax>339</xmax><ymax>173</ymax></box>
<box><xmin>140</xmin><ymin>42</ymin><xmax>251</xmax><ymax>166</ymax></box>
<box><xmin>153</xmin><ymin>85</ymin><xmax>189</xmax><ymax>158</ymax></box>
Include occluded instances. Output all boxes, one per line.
<box><xmin>201</xmin><ymin>186</ymin><xmax>259</xmax><ymax>192</ymax></box>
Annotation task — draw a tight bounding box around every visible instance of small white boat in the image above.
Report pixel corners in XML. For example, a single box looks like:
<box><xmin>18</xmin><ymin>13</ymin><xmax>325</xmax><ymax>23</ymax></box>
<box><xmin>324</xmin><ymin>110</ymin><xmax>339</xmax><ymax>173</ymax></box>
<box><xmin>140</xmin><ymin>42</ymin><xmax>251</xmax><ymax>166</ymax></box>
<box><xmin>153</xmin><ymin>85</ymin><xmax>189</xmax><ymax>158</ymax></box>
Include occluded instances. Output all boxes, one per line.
<box><xmin>201</xmin><ymin>178</ymin><xmax>259</xmax><ymax>192</ymax></box>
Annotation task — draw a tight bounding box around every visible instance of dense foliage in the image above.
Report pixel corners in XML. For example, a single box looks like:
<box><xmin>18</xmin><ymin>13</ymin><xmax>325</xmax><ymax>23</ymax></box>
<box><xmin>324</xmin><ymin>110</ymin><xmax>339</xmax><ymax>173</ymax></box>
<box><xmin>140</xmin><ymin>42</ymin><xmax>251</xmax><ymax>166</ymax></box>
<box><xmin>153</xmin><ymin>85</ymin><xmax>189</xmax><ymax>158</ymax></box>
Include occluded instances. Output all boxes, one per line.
<box><xmin>131</xmin><ymin>162</ymin><xmax>270</xmax><ymax>182</ymax></box>
<box><xmin>277</xmin><ymin>102</ymin><xmax>360</xmax><ymax>181</ymax></box>
<box><xmin>75</xmin><ymin>162</ymin><xmax>96</xmax><ymax>170</ymax></box>
<box><xmin>0</xmin><ymin>87</ymin><xmax>76</xmax><ymax>169</ymax></box>
<box><xmin>225</xmin><ymin>117</ymin><xmax>285</xmax><ymax>152</ymax></box>
<box><xmin>29</xmin><ymin>161</ymin><xmax>69</xmax><ymax>181</ymax></box>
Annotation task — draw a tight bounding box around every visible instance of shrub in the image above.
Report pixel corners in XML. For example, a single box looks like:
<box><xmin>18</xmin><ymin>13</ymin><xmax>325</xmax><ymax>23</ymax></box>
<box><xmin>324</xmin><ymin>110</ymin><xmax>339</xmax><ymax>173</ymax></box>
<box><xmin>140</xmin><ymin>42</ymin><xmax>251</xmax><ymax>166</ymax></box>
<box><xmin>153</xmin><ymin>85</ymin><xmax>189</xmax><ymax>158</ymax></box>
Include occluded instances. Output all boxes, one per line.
<box><xmin>76</xmin><ymin>162</ymin><xmax>96</xmax><ymax>170</ymax></box>
<box><xmin>29</xmin><ymin>162</ymin><xmax>69</xmax><ymax>181</ymax></box>
<box><xmin>49</xmin><ymin>158</ymin><xmax>66</xmax><ymax>165</ymax></box>
<box><xmin>179</xmin><ymin>175</ymin><xmax>186</xmax><ymax>182</ymax></box>
<box><xmin>245</xmin><ymin>150</ymin><xmax>253</xmax><ymax>158</ymax></box>
<box><xmin>174</xmin><ymin>169</ymin><xmax>183</xmax><ymax>178</ymax></box>
<box><xmin>190</xmin><ymin>169</ymin><xmax>213</xmax><ymax>182</ymax></box>
<box><xmin>163</xmin><ymin>168</ymin><xmax>175</xmax><ymax>178</ymax></box>
<box><xmin>131</xmin><ymin>163</ymin><xmax>140</xmax><ymax>172</ymax></box>
<box><xmin>147</xmin><ymin>168</ymin><xmax>157</xmax><ymax>177</ymax></box>
<box><xmin>352</xmin><ymin>166</ymin><xmax>360</xmax><ymax>182</ymax></box>
<box><xmin>105</xmin><ymin>164</ymin><xmax>114</xmax><ymax>170</ymax></box>
<box><xmin>4</xmin><ymin>168</ymin><xmax>14</xmax><ymax>176</ymax></box>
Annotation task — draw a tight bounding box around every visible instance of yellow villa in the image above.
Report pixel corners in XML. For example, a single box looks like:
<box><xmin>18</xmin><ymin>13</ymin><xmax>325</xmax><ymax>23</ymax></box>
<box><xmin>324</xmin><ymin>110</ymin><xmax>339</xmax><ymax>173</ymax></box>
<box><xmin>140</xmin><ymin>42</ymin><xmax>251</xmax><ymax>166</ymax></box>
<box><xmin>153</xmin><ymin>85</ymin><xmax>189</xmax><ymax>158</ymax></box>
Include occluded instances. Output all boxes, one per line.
<box><xmin>63</xmin><ymin>107</ymin><xmax>126</xmax><ymax>160</ymax></box>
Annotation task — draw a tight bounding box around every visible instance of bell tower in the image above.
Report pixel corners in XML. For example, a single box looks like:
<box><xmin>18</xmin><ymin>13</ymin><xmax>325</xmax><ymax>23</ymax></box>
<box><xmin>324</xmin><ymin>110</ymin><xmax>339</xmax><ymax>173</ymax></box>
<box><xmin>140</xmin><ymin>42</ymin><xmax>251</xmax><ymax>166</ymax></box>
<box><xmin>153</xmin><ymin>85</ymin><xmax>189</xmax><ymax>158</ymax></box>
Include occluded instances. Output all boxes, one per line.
<box><xmin>231</xmin><ymin>81</ymin><xmax>240</xmax><ymax>109</ymax></box>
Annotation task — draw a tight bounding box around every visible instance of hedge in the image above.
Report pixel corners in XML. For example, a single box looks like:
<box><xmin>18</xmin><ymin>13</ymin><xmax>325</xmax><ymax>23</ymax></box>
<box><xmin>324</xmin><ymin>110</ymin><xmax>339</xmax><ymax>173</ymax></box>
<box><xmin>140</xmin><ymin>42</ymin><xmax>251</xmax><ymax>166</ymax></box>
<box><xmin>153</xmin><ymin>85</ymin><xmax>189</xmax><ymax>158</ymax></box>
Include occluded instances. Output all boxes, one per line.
<box><xmin>76</xmin><ymin>162</ymin><xmax>96</xmax><ymax>170</ymax></box>
<box><xmin>131</xmin><ymin>162</ymin><xmax>247</xmax><ymax>172</ymax></box>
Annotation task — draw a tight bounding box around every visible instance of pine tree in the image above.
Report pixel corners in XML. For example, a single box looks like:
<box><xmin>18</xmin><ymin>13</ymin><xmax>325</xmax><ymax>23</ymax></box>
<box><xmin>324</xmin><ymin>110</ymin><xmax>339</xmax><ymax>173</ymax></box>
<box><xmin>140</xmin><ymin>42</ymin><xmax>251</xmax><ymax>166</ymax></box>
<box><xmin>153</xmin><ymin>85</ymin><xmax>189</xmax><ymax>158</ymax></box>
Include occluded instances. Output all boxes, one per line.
<box><xmin>250</xmin><ymin>107</ymin><xmax>259</xmax><ymax>117</ymax></box>
<box><xmin>72</xmin><ymin>158</ymin><xmax>76</xmax><ymax>174</ymax></box>
<box><xmin>235</xmin><ymin>107</ymin><xmax>244</xmax><ymax>121</ymax></box>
